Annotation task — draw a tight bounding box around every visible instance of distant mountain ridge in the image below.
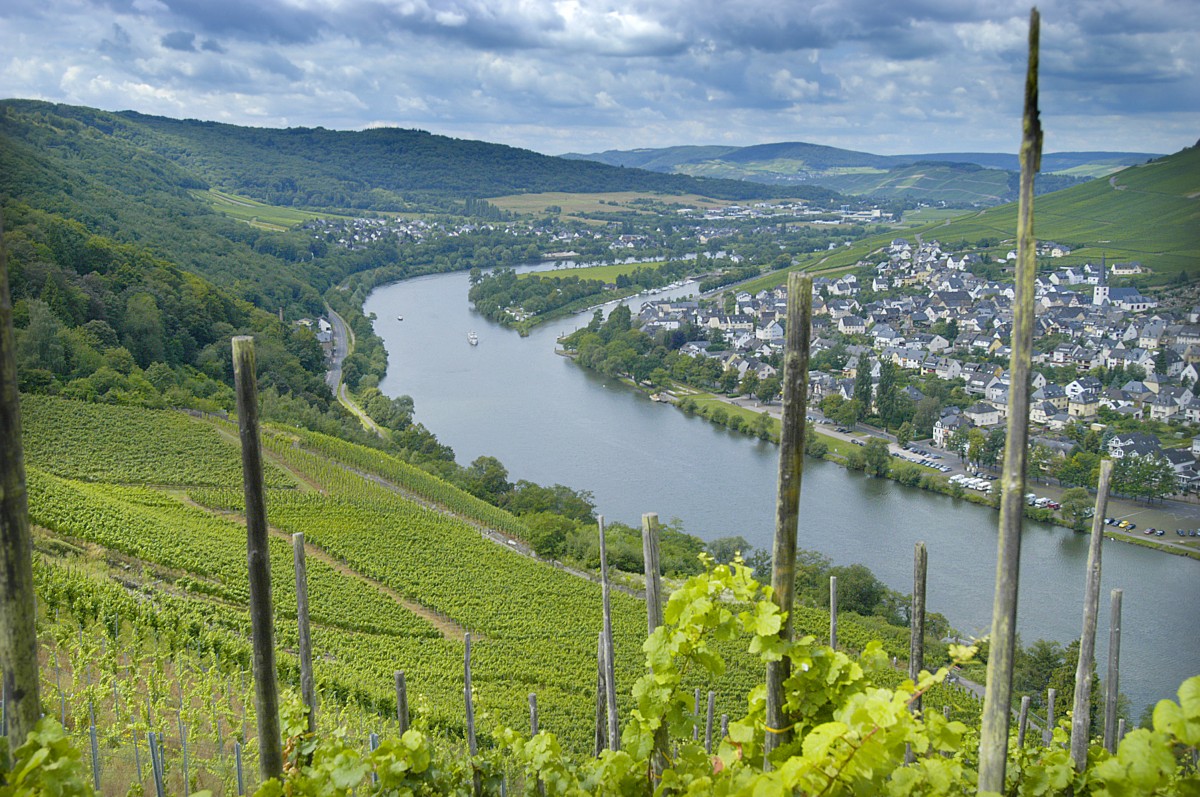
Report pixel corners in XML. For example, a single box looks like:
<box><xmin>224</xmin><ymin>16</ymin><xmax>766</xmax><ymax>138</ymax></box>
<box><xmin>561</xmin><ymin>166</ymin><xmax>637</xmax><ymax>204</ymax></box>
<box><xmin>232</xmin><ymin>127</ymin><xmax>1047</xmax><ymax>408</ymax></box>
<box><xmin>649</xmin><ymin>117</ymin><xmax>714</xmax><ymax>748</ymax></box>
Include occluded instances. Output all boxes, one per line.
<box><xmin>562</xmin><ymin>142</ymin><xmax>1162</xmax><ymax>206</ymax></box>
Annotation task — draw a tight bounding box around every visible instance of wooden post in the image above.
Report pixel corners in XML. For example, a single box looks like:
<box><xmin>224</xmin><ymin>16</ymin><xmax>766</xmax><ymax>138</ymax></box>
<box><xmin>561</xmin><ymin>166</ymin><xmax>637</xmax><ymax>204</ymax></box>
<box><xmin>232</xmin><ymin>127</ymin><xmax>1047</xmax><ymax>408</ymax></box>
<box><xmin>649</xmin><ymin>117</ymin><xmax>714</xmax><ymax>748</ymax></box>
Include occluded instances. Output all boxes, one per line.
<box><xmin>705</xmin><ymin>691</ymin><xmax>715</xmax><ymax>754</ymax></box>
<box><xmin>641</xmin><ymin>513</ymin><xmax>663</xmax><ymax>634</ymax></box>
<box><xmin>232</xmin><ymin>335</ymin><xmax>283</xmax><ymax>781</ymax></box>
<box><xmin>642</xmin><ymin>512</ymin><xmax>668</xmax><ymax>775</ymax></box>
<box><xmin>597</xmin><ymin>517</ymin><xmax>619</xmax><ymax>751</ymax></box>
<box><xmin>235</xmin><ymin>740</ymin><xmax>245</xmax><ymax>796</ymax></box>
<box><xmin>292</xmin><ymin>533</ymin><xmax>317</xmax><ymax>734</ymax></box>
<box><xmin>529</xmin><ymin>693</ymin><xmax>539</xmax><ymax>735</ymax></box>
<box><xmin>978</xmin><ymin>11</ymin><xmax>1041</xmax><ymax>794</ymax></box>
<box><xmin>395</xmin><ymin>671</ymin><xmax>409</xmax><ymax>734</ymax></box>
<box><xmin>594</xmin><ymin>632</ymin><xmax>606</xmax><ymax>757</ymax></box>
<box><xmin>0</xmin><ymin>212</ymin><xmax>41</xmax><ymax>745</ymax></box>
<box><xmin>1104</xmin><ymin>589</ymin><xmax>1122</xmax><ymax>753</ymax></box>
<box><xmin>464</xmin><ymin>633</ymin><xmax>477</xmax><ymax>756</ymax></box>
<box><xmin>764</xmin><ymin>271</ymin><xmax>813</xmax><ymax>761</ymax></box>
<box><xmin>1116</xmin><ymin>718</ymin><xmax>1125</xmax><ymax>745</ymax></box>
<box><xmin>1017</xmin><ymin>696</ymin><xmax>1031</xmax><ymax>747</ymax></box>
<box><xmin>828</xmin><ymin>575</ymin><xmax>838</xmax><ymax>651</ymax></box>
<box><xmin>910</xmin><ymin>542</ymin><xmax>927</xmax><ymax>716</ymax></box>
<box><xmin>1044</xmin><ymin>688</ymin><xmax>1057</xmax><ymax>746</ymax></box>
<box><xmin>1070</xmin><ymin>460</ymin><xmax>1113</xmax><ymax>768</ymax></box>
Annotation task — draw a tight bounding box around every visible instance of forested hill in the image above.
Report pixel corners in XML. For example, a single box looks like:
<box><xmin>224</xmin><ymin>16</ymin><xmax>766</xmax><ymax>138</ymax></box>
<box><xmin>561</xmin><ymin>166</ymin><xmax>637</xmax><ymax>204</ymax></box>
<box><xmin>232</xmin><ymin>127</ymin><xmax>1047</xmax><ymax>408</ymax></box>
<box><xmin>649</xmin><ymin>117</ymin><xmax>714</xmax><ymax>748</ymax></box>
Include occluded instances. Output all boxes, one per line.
<box><xmin>0</xmin><ymin>100</ymin><xmax>837</xmax><ymax>212</ymax></box>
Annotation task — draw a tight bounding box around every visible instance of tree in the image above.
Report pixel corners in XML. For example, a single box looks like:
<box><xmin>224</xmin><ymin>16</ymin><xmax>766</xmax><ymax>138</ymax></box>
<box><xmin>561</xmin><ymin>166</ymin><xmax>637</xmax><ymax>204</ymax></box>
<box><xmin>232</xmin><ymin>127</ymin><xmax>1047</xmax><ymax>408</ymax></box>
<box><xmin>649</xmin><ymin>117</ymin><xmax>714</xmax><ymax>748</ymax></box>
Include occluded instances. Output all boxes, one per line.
<box><xmin>464</xmin><ymin>455</ymin><xmax>512</xmax><ymax>503</ymax></box>
<box><xmin>876</xmin><ymin>359</ymin><xmax>899</xmax><ymax>424</ymax></box>
<box><xmin>739</xmin><ymin>370</ymin><xmax>760</xmax><ymax>397</ymax></box>
<box><xmin>949</xmin><ymin>426</ymin><xmax>970</xmax><ymax>462</ymax></box>
<box><xmin>122</xmin><ymin>292</ymin><xmax>165</xmax><ymax>367</ymax></box>
<box><xmin>833</xmin><ymin>398</ymin><xmax>862</xmax><ymax>427</ymax></box>
<box><xmin>706</xmin><ymin>536</ymin><xmax>752</xmax><ymax>565</ymax></box>
<box><xmin>863</xmin><ymin>438</ymin><xmax>891</xmax><ymax>477</ymax></box>
<box><xmin>756</xmin><ymin>376</ymin><xmax>781</xmax><ymax>405</ymax></box>
<box><xmin>1059</xmin><ymin>487</ymin><xmax>1093</xmax><ymax>531</ymax></box>
<box><xmin>896</xmin><ymin>421</ymin><xmax>914</xmax><ymax>448</ymax></box>
<box><xmin>967</xmin><ymin>428</ymin><xmax>987</xmax><ymax>467</ymax></box>
<box><xmin>1026</xmin><ymin>443</ymin><xmax>1052</xmax><ymax>484</ymax></box>
<box><xmin>853</xmin><ymin>356</ymin><xmax>874</xmax><ymax>413</ymax></box>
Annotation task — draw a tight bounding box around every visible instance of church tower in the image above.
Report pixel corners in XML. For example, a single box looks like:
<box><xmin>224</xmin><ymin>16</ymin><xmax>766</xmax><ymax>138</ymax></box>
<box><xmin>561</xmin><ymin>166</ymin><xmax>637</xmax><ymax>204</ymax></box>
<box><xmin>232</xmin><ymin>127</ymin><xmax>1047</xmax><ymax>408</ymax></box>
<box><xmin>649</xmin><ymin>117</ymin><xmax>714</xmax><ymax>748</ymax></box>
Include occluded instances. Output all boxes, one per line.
<box><xmin>1093</xmin><ymin>255</ymin><xmax>1109</xmax><ymax>306</ymax></box>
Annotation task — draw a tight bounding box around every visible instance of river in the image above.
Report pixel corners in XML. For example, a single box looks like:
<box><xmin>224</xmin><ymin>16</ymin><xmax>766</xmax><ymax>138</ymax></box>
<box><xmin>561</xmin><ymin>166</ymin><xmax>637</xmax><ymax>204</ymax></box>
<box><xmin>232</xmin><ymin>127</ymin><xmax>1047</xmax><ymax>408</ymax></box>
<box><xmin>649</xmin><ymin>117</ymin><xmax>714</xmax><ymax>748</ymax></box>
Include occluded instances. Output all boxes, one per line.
<box><xmin>364</xmin><ymin>264</ymin><xmax>1198</xmax><ymax>720</ymax></box>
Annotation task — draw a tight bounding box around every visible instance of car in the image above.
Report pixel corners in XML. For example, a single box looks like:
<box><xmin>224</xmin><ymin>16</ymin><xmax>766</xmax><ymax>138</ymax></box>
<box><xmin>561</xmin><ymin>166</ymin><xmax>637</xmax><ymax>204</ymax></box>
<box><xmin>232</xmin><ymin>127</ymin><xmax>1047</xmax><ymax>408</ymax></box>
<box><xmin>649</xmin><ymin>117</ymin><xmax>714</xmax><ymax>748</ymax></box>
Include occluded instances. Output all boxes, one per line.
<box><xmin>1178</xmin><ymin>529</ymin><xmax>1186</xmax><ymax>536</ymax></box>
<box><xmin>1105</xmin><ymin>517</ymin><xmax>1117</xmax><ymax>526</ymax></box>
<box><xmin>1156</xmin><ymin>529</ymin><xmax>1164</xmax><ymax>537</ymax></box>
<box><xmin>1144</xmin><ymin>527</ymin><xmax>1155</xmax><ymax>535</ymax></box>
<box><xmin>1117</xmin><ymin>520</ymin><xmax>1130</xmax><ymax>528</ymax></box>
<box><xmin>1047</xmin><ymin>501</ymin><xmax>1060</xmax><ymax>510</ymax></box>
<box><xmin>1127</xmin><ymin>523</ymin><xmax>1137</xmax><ymax>531</ymax></box>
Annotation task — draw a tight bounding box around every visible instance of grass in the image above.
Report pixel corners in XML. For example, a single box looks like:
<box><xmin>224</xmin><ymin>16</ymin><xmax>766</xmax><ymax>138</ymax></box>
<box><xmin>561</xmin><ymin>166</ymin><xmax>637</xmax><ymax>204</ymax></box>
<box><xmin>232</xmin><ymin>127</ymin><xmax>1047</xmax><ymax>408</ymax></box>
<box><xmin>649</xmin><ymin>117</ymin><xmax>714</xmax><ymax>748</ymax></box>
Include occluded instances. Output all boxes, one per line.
<box><xmin>516</xmin><ymin>260</ymin><xmax>672</xmax><ymax>283</ymax></box>
<box><xmin>196</xmin><ymin>189</ymin><xmax>343</xmax><ymax>230</ymax></box>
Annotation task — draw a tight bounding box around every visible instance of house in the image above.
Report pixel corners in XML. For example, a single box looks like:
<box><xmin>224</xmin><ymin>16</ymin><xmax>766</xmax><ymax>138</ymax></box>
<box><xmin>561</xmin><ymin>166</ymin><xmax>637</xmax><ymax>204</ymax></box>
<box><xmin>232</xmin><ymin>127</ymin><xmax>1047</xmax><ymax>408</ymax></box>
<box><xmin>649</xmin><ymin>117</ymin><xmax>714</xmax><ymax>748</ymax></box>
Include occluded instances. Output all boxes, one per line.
<box><xmin>838</xmin><ymin>315</ymin><xmax>867</xmax><ymax>335</ymax></box>
<box><xmin>1067</xmin><ymin>392</ymin><xmax>1099</xmax><ymax>420</ymax></box>
<box><xmin>1065</xmin><ymin>376</ymin><xmax>1103</xmax><ymax>400</ymax></box>
<box><xmin>1107</xmin><ymin>432</ymin><xmax>1162</xmax><ymax>460</ymax></box>
<box><xmin>933</xmin><ymin>411</ymin><xmax>972</xmax><ymax>448</ymax></box>
<box><xmin>964</xmin><ymin>402</ymin><xmax>1002</xmax><ymax>427</ymax></box>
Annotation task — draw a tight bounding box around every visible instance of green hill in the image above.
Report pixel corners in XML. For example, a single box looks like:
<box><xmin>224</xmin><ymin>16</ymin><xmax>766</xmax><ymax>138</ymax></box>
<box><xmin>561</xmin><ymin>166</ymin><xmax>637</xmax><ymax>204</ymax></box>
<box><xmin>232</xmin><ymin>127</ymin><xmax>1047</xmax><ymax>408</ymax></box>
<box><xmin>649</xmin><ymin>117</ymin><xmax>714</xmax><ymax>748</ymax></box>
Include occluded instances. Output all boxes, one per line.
<box><xmin>565</xmin><ymin>141</ymin><xmax>1162</xmax><ymax>206</ymax></box>
<box><xmin>922</xmin><ymin>146</ymin><xmax>1200</xmax><ymax>276</ymax></box>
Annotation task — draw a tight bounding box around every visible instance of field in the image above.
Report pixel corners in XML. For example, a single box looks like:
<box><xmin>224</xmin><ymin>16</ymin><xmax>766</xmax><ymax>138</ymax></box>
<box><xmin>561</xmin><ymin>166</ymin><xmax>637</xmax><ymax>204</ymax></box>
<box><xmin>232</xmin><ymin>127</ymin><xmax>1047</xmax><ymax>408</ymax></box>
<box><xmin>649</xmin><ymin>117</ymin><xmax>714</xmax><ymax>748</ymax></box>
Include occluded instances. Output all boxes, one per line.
<box><xmin>195</xmin><ymin>189</ymin><xmax>341</xmax><ymax>230</ymax></box>
<box><xmin>484</xmin><ymin>190</ymin><xmax>817</xmax><ymax>222</ymax></box>
<box><xmin>515</xmin><ymin>260</ymin><xmax>671</xmax><ymax>283</ymax></box>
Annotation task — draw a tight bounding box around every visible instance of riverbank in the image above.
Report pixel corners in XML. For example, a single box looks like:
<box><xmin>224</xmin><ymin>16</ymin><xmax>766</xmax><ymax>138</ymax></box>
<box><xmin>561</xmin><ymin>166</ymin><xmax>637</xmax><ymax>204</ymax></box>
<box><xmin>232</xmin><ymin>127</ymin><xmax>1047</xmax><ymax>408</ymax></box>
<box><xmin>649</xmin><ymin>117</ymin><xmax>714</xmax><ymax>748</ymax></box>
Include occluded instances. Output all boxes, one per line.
<box><xmin>600</xmin><ymin>366</ymin><xmax>1200</xmax><ymax>562</ymax></box>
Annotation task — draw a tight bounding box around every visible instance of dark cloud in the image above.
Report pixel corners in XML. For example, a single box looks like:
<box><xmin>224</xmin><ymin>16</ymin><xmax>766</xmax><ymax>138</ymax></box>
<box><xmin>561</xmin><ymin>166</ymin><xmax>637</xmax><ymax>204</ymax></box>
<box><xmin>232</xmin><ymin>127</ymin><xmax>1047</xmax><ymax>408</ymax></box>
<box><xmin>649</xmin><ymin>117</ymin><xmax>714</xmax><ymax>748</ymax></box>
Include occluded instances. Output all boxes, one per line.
<box><xmin>98</xmin><ymin>22</ymin><xmax>134</xmax><ymax>59</ymax></box>
<box><xmin>200</xmin><ymin>39</ymin><xmax>225</xmax><ymax>53</ymax></box>
<box><xmin>255</xmin><ymin>51</ymin><xmax>304</xmax><ymax>82</ymax></box>
<box><xmin>161</xmin><ymin>31</ymin><xmax>196</xmax><ymax>52</ymax></box>
<box><xmin>160</xmin><ymin>0</ymin><xmax>327</xmax><ymax>44</ymax></box>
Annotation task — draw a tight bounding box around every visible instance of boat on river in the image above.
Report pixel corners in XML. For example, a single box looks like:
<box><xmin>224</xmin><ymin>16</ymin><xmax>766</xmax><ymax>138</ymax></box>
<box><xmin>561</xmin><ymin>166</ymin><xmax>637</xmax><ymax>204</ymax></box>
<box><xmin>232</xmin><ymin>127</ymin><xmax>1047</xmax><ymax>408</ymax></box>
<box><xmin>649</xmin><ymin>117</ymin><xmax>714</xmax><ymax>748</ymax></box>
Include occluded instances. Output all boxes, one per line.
<box><xmin>467</xmin><ymin>331</ymin><xmax>479</xmax><ymax>346</ymax></box>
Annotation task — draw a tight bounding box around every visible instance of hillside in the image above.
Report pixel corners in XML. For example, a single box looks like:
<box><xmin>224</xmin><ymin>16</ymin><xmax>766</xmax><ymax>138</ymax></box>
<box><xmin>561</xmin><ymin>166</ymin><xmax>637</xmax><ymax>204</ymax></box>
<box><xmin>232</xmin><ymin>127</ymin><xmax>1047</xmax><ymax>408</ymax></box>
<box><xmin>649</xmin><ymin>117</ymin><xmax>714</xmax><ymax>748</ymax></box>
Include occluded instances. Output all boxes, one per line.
<box><xmin>921</xmin><ymin>145</ymin><xmax>1200</xmax><ymax>276</ymax></box>
<box><xmin>564</xmin><ymin>141</ymin><xmax>1160</xmax><ymax>206</ymax></box>
<box><xmin>17</xmin><ymin>396</ymin><xmax>971</xmax><ymax>774</ymax></box>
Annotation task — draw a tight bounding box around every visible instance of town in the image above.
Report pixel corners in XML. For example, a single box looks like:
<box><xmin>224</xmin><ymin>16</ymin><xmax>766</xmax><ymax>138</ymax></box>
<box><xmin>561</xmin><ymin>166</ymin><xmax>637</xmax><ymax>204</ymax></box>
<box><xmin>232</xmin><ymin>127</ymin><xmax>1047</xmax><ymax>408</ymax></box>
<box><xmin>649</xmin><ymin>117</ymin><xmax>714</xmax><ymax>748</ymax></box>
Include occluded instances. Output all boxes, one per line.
<box><xmin>634</xmin><ymin>237</ymin><xmax>1200</xmax><ymax>501</ymax></box>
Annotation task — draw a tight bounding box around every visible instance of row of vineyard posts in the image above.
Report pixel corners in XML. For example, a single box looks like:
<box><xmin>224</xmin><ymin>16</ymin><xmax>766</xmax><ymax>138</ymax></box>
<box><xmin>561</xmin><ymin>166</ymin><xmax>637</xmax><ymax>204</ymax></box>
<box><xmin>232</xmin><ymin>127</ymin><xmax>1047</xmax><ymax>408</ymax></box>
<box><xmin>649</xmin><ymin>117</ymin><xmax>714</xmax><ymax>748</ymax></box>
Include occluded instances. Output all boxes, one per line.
<box><xmin>0</xmin><ymin>11</ymin><xmax>1163</xmax><ymax>794</ymax></box>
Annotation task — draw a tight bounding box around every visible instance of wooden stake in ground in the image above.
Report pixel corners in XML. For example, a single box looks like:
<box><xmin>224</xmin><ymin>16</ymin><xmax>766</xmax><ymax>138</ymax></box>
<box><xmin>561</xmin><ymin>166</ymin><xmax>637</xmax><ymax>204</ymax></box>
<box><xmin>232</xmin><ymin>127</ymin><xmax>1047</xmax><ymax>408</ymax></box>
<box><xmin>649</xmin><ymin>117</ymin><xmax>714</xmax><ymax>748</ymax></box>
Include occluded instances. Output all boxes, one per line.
<box><xmin>0</xmin><ymin>213</ymin><xmax>40</xmax><ymax>746</ymax></box>
<box><xmin>764</xmin><ymin>272</ymin><xmax>813</xmax><ymax>759</ymax></box>
<box><xmin>978</xmin><ymin>9</ymin><xmax>1041</xmax><ymax>794</ymax></box>
<box><xmin>1070</xmin><ymin>460</ymin><xmax>1113</xmax><ymax>768</ymax></box>
<box><xmin>829</xmin><ymin>575</ymin><xmax>838</xmax><ymax>651</ymax></box>
<box><xmin>293</xmin><ymin>533</ymin><xmax>317</xmax><ymax>735</ymax></box>
<box><xmin>232</xmin><ymin>335</ymin><xmax>284</xmax><ymax>780</ymax></box>
<box><xmin>395</xmin><ymin>671</ymin><xmax>409</xmax><ymax>734</ymax></box>
<box><xmin>1104</xmin><ymin>589</ymin><xmax>1123</xmax><ymax>753</ymax></box>
<box><xmin>597</xmin><ymin>516</ymin><xmax>619</xmax><ymax>751</ymax></box>
<box><xmin>641</xmin><ymin>513</ymin><xmax>663</xmax><ymax>634</ymax></box>
<box><xmin>910</xmin><ymin>542</ymin><xmax>928</xmax><ymax>717</ymax></box>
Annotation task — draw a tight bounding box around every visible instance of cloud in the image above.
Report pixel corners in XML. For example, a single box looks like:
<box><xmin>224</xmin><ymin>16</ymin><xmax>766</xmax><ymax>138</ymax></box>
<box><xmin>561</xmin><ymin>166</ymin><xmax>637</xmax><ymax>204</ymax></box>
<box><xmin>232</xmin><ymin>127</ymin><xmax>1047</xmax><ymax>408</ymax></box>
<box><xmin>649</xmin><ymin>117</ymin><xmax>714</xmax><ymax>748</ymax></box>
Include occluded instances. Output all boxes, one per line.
<box><xmin>0</xmin><ymin>0</ymin><xmax>1194</xmax><ymax>157</ymax></box>
<box><xmin>161</xmin><ymin>30</ymin><xmax>196</xmax><ymax>51</ymax></box>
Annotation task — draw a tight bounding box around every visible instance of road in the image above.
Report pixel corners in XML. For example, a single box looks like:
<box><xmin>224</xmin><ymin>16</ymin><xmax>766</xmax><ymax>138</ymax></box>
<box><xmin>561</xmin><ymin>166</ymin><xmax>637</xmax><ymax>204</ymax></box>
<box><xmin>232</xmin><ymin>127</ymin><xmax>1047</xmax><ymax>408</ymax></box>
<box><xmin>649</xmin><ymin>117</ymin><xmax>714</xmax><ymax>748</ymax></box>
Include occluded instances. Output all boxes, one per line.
<box><xmin>323</xmin><ymin>304</ymin><xmax>386</xmax><ymax>437</ymax></box>
<box><xmin>678</xmin><ymin>388</ymin><xmax>1200</xmax><ymax>557</ymax></box>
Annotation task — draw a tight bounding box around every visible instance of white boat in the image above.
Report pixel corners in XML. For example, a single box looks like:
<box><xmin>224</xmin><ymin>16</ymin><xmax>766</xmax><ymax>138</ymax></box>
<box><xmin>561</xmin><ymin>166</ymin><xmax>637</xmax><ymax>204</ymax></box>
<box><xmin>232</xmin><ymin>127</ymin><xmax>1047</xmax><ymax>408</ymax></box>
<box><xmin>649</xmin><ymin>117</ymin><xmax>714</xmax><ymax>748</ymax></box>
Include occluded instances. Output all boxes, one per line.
<box><xmin>467</xmin><ymin>331</ymin><xmax>479</xmax><ymax>346</ymax></box>
<box><xmin>397</xmin><ymin>315</ymin><xmax>404</xmax><ymax>321</ymax></box>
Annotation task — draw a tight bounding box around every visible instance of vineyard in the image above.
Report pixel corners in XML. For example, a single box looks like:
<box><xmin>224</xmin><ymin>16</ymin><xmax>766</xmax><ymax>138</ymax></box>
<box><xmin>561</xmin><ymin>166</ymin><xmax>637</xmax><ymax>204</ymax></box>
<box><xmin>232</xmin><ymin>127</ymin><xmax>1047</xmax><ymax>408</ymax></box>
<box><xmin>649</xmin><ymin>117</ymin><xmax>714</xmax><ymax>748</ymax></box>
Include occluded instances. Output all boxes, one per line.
<box><xmin>8</xmin><ymin>394</ymin><xmax>986</xmax><ymax>794</ymax></box>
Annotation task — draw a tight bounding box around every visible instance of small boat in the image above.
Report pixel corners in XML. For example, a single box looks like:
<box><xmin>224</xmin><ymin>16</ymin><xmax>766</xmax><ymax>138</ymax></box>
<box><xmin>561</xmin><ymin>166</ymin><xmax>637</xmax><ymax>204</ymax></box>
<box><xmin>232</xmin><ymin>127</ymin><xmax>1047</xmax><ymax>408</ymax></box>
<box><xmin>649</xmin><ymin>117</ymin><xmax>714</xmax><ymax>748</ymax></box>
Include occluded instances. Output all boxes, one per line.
<box><xmin>467</xmin><ymin>331</ymin><xmax>479</xmax><ymax>346</ymax></box>
<box><xmin>397</xmin><ymin>315</ymin><xmax>404</xmax><ymax>321</ymax></box>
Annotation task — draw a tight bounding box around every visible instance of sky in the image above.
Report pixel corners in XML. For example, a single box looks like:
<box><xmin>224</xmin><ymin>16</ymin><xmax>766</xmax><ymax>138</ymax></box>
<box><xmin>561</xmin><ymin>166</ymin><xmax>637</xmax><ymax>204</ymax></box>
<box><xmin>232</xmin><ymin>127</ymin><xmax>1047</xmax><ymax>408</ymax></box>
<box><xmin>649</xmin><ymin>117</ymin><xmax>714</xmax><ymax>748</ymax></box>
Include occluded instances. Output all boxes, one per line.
<box><xmin>1</xmin><ymin>0</ymin><xmax>1197</xmax><ymax>158</ymax></box>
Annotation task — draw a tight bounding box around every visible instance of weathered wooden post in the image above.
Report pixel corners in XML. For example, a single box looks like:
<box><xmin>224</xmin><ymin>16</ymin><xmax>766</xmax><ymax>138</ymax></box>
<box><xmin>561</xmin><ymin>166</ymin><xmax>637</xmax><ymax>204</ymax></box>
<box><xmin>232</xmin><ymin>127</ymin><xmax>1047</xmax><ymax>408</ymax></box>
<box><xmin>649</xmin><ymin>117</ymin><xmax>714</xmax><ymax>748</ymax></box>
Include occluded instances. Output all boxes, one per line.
<box><xmin>395</xmin><ymin>671</ymin><xmax>409</xmax><ymax>734</ymax></box>
<box><xmin>597</xmin><ymin>516</ymin><xmax>619</xmax><ymax>751</ymax></box>
<box><xmin>693</xmin><ymin>688</ymin><xmax>701</xmax><ymax>741</ymax></box>
<box><xmin>910</xmin><ymin>542</ymin><xmax>928</xmax><ymax>715</ymax></box>
<box><xmin>1017</xmin><ymin>696</ymin><xmax>1031</xmax><ymax>747</ymax></box>
<box><xmin>1044</xmin><ymin>688</ymin><xmax>1057</xmax><ymax>746</ymax></box>
<box><xmin>529</xmin><ymin>693</ymin><xmax>538</xmax><ymax>735</ymax></box>
<box><xmin>705</xmin><ymin>691</ymin><xmax>715</xmax><ymax>754</ymax></box>
<box><xmin>978</xmin><ymin>10</ymin><xmax>1041</xmax><ymax>793</ymax></box>
<box><xmin>232</xmin><ymin>335</ymin><xmax>284</xmax><ymax>780</ymax></box>
<box><xmin>764</xmin><ymin>271</ymin><xmax>813</xmax><ymax>762</ymax></box>
<box><xmin>1070</xmin><ymin>460</ymin><xmax>1113</xmax><ymax>768</ymax></box>
<box><xmin>642</xmin><ymin>513</ymin><xmax>663</xmax><ymax>634</ymax></box>
<box><xmin>0</xmin><ymin>213</ymin><xmax>41</xmax><ymax>746</ymax></box>
<box><xmin>292</xmin><ymin>532</ymin><xmax>317</xmax><ymax>734</ymax></box>
<box><xmin>594</xmin><ymin>632</ymin><xmax>607</xmax><ymax>757</ymax></box>
<box><xmin>1104</xmin><ymin>589</ymin><xmax>1123</xmax><ymax>753</ymax></box>
<box><xmin>465</xmin><ymin>632</ymin><xmax>481</xmax><ymax>797</ymax></box>
<box><xmin>829</xmin><ymin>575</ymin><xmax>838</xmax><ymax>651</ymax></box>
